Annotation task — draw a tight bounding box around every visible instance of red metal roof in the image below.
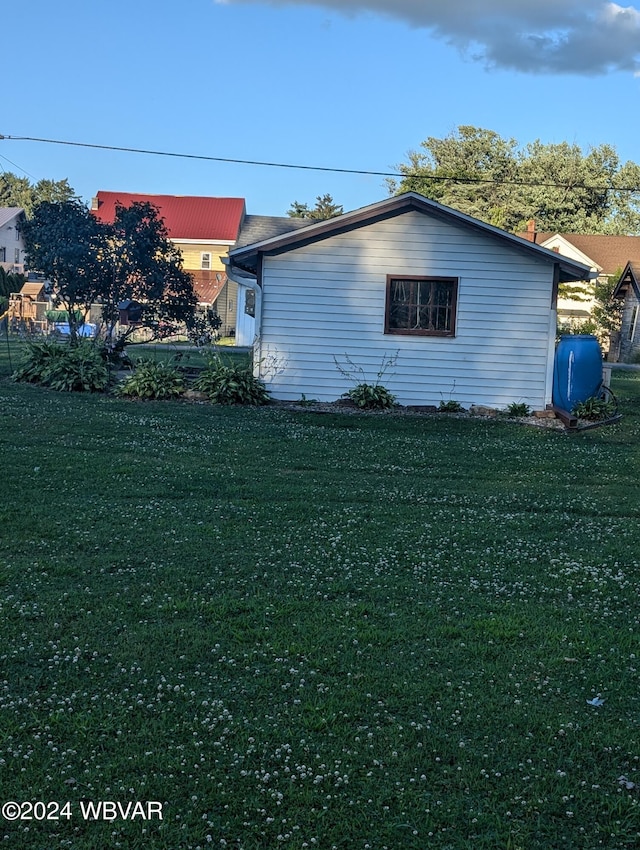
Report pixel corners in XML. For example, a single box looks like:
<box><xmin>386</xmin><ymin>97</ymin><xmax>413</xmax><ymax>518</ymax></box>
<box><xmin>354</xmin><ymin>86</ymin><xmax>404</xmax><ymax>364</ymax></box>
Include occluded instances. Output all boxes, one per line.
<box><xmin>92</xmin><ymin>192</ymin><xmax>245</xmax><ymax>242</ymax></box>
<box><xmin>191</xmin><ymin>270</ymin><xmax>228</xmax><ymax>305</ymax></box>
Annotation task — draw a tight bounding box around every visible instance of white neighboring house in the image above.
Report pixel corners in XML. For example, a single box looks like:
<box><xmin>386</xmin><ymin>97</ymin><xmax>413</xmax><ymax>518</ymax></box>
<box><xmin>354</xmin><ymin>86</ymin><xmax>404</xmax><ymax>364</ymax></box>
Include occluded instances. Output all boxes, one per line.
<box><xmin>0</xmin><ymin>208</ymin><xmax>26</xmax><ymax>274</ymax></box>
<box><xmin>519</xmin><ymin>222</ymin><xmax>640</xmax><ymax>330</ymax></box>
<box><xmin>536</xmin><ymin>234</ymin><xmax>599</xmax><ymax>323</ymax></box>
<box><xmin>226</xmin><ymin>193</ymin><xmax>592</xmax><ymax>411</ymax></box>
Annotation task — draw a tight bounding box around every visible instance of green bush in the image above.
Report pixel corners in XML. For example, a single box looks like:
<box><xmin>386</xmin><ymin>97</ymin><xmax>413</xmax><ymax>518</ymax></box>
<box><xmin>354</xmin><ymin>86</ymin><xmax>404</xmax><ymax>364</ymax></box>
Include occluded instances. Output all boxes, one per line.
<box><xmin>195</xmin><ymin>358</ymin><xmax>270</xmax><ymax>405</ymax></box>
<box><xmin>12</xmin><ymin>340</ymin><xmax>66</xmax><ymax>384</ymax></box>
<box><xmin>506</xmin><ymin>402</ymin><xmax>531</xmax><ymax>417</ymax></box>
<box><xmin>45</xmin><ymin>345</ymin><xmax>110</xmax><ymax>393</ymax></box>
<box><xmin>572</xmin><ymin>396</ymin><xmax>617</xmax><ymax>421</ymax></box>
<box><xmin>12</xmin><ymin>340</ymin><xmax>109</xmax><ymax>393</ymax></box>
<box><xmin>438</xmin><ymin>399</ymin><xmax>464</xmax><ymax>413</ymax></box>
<box><xmin>345</xmin><ymin>383</ymin><xmax>396</xmax><ymax>410</ymax></box>
<box><xmin>115</xmin><ymin>360</ymin><xmax>185</xmax><ymax>400</ymax></box>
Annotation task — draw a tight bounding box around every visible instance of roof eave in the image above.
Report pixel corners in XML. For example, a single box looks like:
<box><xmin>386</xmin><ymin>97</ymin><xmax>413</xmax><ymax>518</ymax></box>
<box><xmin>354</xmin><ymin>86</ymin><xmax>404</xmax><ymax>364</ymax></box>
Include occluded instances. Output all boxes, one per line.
<box><xmin>228</xmin><ymin>193</ymin><xmax>593</xmax><ymax>281</ymax></box>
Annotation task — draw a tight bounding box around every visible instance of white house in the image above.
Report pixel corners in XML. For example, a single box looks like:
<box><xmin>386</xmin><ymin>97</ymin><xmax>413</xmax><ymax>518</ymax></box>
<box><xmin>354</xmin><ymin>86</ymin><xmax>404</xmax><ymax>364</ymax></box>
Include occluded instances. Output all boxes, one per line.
<box><xmin>519</xmin><ymin>222</ymin><xmax>640</xmax><ymax>331</ymax></box>
<box><xmin>227</xmin><ymin>193</ymin><xmax>592</xmax><ymax>411</ymax></box>
<box><xmin>0</xmin><ymin>208</ymin><xmax>26</xmax><ymax>273</ymax></box>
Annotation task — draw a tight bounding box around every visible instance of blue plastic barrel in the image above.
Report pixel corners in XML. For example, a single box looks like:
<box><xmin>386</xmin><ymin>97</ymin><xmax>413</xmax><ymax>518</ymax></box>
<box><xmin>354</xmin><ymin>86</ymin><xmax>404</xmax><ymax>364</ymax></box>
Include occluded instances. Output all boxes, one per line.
<box><xmin>552</xmin><ymin>334</ymin><xmax>603</xmax><ymax>411</ymax></box>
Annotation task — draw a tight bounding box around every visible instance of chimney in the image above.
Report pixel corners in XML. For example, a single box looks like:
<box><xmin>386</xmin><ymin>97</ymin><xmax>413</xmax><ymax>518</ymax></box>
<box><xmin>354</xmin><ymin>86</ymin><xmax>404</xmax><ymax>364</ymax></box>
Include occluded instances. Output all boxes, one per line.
<box><xmin>91</xmin><ymin>196</ymin><xmax>99</xmax><ymax>211</ymax></box>
<box><xmin>524</xmin><ymin>219</ymin><xmax>537</xmax><ymax>243</ymax></box>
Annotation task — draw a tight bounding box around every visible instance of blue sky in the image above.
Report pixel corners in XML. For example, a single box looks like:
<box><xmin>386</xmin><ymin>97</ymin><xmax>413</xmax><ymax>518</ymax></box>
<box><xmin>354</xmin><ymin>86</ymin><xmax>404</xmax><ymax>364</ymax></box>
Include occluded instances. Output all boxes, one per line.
<box><xmin>3</xmin><ymin>0</ymin><xmax>640</xmax><ymax>217</ymax></box>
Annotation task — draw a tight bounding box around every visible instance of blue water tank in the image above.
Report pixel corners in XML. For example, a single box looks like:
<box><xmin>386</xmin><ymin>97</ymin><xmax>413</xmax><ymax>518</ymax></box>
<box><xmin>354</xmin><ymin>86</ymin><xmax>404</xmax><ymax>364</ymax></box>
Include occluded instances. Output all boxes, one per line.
<box><xmin>553</xmin><ymin>334</ymin><xmax>603</xmax><ymax>411</ymax></box>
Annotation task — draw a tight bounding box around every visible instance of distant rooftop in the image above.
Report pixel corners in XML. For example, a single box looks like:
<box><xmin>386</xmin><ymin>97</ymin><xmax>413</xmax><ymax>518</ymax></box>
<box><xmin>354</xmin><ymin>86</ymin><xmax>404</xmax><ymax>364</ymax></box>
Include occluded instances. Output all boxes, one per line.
<box><xmin>235</xmin><ymin>214</ymin><xmax>310</xmax><ymax>249</ymax></box>
<box><xmin>0</xmin><ymin>208</ymin><xmax>25</xmax><ymax>228</ymax></box>
<box><xmin>519</xmin><ymin>223</ymin><xmax>640</xmax><ymax>273</ymax></box>
<box><xmin>91</xmin><ymin>192</ymin><xmax>246</xmax><ymax>242</ymax></box>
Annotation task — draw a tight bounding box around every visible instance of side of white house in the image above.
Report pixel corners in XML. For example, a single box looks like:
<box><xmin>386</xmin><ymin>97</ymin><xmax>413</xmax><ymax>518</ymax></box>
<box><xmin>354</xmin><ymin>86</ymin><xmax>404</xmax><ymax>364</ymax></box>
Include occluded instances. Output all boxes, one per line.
<box><xmin>0</xmin><ymin>208</ymin><xmax>26</xmax><ymax>273</ymax></box>
<box><xmin>537</xmin><ymin>234</ymin><xmax>598</xmax><ymax>324</ymax></box>
<box><xmin>257</xmin><ymin>210</ymin><xmax>559</xmax><ymax>410</ymax></box>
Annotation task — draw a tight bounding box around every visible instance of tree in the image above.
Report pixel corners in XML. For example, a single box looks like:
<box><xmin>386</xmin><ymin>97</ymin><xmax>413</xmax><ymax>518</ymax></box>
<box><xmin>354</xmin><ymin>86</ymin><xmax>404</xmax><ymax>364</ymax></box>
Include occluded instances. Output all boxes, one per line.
<box><xmin>22</xmin><ymin>201</ymin><xmax>106</xmax><ymax>343</ymax></box>
<box><xmin>0</xmin><ymin>266</ymin><xmax>25</xmax><ymax>299</ymax></box>
<box><xmin>591</xmin><ymin>267</ymin><xmax>624</xmax><ymax>340</ymax></box>
<box><xmin>389</xmin><ymin>126</ymin><xmax>640</xmax><ymax>234</ymax></box>
<box><xmin>287</xmin><ymin>193</ymin><xmax>344</xmax><ymax>221</ymax></box>
<box><xmin>22</xmin><ymin>200</ymin><xmax>197</xmax><ymax>347</ymax></box>
<box><xmin>98</xmin><ymin>201</ymin><xmax>197</xmax><ymax>348</ymax></box>
<box><xmin>0</xmin><ymin>172</ymin><xmax>77</xmax><ymax>217</ymax></box>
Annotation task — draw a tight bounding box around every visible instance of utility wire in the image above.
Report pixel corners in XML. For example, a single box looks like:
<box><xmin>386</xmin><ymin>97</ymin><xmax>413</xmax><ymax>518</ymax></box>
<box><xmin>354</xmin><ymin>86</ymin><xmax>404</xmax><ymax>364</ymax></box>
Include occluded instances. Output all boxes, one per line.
<box><xmin>1</xmin><ymin>132</ymin><xmax>639</xmax><ymax>193</ymax></box>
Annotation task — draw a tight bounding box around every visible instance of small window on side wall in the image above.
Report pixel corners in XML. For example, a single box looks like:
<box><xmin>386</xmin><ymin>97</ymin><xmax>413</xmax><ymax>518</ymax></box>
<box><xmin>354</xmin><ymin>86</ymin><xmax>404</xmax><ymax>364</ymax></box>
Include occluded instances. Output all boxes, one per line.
<box><xmin>201</xmin><ymin>252</ymin><xmax>211</xmax><ymax>270</ymax></box>
<box><xmin>385</xmin><ymin>275</ymin><xmax>458</xmax><ymax>336</ymax></box>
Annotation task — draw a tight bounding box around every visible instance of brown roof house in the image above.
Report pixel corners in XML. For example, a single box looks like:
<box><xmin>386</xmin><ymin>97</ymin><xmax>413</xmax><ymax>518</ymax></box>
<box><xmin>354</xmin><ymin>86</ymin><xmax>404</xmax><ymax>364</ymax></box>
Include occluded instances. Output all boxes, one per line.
<box><xmin>520</xmin><ymin>221</ymin><xmax>640</xmax><ymax>325</ymax></box>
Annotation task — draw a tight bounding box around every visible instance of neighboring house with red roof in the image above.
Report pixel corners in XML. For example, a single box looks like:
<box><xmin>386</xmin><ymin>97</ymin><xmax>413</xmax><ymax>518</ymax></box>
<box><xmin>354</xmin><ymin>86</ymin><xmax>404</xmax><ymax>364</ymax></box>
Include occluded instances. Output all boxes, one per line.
<box><xmin>92</xmin><ymin>192</ymin><xmax>246</xmax><ymax>336</ymax></box>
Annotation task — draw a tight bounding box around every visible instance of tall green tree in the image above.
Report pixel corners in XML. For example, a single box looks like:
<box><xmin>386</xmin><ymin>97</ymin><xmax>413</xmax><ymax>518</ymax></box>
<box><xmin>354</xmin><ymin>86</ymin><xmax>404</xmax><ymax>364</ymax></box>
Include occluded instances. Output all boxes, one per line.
<box><xmin>0</xmin><ymin>267</ymin><xmax>25</xmax><ymax>299</ymax></box>
<box><xmin>22</xmin><ymin>201</ymin><xmax>106</xmax><ymax>343</ymax></box>
<box><xmin>22</xmin><ymin>200</ymin><xmax>197</xmax><ymax>346</ymax></box>
<box><xmin>287</xmin><ymin>193</ymin><xmax>344</xmax><ymax>221</ymax></box>
<box><xmin>389</xmin><ymin>126</ymin><xmax>640</xmax><ymax>234</ymax></box>
<box><xmin>0</xmin><ymin>173</ymin><xmax>77</xmax><ymax>217</ymax></box>
<box><xmin>591</xmin><ymin>267</ymin><xmax>624</xmax><ymax>339</ymax></box>
<box><xmin>99</xmin><ymin>201</ymin><xmax>197</xmax><ymax>347</ymax></box>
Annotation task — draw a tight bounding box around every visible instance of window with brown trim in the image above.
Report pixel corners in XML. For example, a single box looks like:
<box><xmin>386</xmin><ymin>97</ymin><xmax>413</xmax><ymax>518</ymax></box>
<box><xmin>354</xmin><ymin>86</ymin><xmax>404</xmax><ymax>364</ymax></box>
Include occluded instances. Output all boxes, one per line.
<box><xmin>385</xmin><ymin>275</ymin><xmax>458</xmax><ymax>336</ymax></box>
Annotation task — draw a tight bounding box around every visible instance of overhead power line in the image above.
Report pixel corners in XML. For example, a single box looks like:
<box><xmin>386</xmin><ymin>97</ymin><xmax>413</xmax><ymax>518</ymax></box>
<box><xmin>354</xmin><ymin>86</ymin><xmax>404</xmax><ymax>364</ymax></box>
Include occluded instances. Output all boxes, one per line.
<box><xmin>1</xmin><ymin>132</ymin><xmax>639</xmax><ymax>193</ymax></box>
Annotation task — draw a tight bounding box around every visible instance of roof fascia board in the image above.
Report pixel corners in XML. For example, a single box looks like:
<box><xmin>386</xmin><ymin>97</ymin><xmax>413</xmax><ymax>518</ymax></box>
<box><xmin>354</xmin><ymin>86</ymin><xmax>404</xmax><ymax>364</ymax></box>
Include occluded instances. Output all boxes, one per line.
<box><xmin>229</xmin><ymin>193</ymin><xmax>592</xmax><ymax>281</ymax></box>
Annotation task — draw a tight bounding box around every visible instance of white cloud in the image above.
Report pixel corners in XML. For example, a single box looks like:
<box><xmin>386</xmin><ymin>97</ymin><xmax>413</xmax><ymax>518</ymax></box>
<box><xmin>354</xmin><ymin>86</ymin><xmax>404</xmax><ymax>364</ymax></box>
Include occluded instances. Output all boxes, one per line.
<box><xmin>215</xmin><ymin>0</ymin><xmax>640</xmax><ymax>74</ymax></box>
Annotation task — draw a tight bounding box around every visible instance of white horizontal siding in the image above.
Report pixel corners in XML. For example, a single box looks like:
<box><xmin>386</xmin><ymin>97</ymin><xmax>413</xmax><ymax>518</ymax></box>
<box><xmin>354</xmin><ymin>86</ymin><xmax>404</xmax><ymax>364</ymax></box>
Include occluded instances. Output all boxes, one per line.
<box><xmin>258</xmin><ymin>211</ymin><xmax>556</xmax><ymax>409</ymax></box>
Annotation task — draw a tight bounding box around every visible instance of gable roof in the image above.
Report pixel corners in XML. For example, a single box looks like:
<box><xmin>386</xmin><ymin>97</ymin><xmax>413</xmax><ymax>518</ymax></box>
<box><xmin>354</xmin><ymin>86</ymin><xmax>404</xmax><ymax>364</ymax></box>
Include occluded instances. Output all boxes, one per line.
<box><xmin>613</xmin><ymin>261</ymin><xmax>640</xmax><ymax>300</ymax></box>
<box><xmin>92</xmin><ymin>192</ymin><xmax>245</xmax><ymax>242</ymax></box>
<box><xmin>229</xmin><ymin>193</ymin><xmax>593</xmax><ymax>283</ymax></box>
<box><xmin>531</xmin><ymin>232</ymin><xmax>640</xmax><ymax>275</ymax></box>
<box><xmin>0</xmin><ymin>208</ymin><xmax>25</xmax><ymax>228</ymax></box>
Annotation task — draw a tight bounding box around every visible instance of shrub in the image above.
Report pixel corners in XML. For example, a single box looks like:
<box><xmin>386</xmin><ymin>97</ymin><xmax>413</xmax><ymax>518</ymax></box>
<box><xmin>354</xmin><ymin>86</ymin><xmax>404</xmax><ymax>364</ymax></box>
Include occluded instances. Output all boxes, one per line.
<box><xmin>115</xmin><ymin>360</ymin><xmax>185</xmax><ymax>400</ymax></box>
<box><xmin>346</xmin><ymin>383</ymin><xmax>396</xmax><ymax>410</ymax></box>
<box><xmin>438</xmin><ymin>399</ymin><xmax>464</xmax><ymax>413</ymax></box>
<box><xmin>12</xmin><ymin>340</ymin><xmax>69</xmax><ymax>385</ymax></box>
<box><xmin>572</xmin><ymin>396</ymin><xmax>617</xmax><ymax>421</ymax></box>
<box><xmin>12</xmin><ymin>340</ymin><xmax>109</xmax><ymax>393</ymax></box>
<box><xmin>506</xmin><ymin>402</ymin><xmax>531</xmax><ymax>417</ymax></box>
<box><xmin>195</xmin><ymin>358</ymin><xmax>270</xmax><ymax>405</ymax></box>
<box><xmin>334</xmin><ymin>352</ymin><xmax>398</xmax><ymax>410</ymax></box>
<box><xmin>44</xmin><ymin>344</ymin><xmax>110</xmax><ymax>393</ymax></box>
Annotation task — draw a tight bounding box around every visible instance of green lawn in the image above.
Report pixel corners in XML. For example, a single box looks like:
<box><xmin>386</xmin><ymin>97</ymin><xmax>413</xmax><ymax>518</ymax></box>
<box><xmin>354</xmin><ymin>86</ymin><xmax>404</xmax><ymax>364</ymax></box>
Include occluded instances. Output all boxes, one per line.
<box><xmin>1</xmin><ymin>357</ymin><xmax>639</xmax><ymax>849</ymax></box>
